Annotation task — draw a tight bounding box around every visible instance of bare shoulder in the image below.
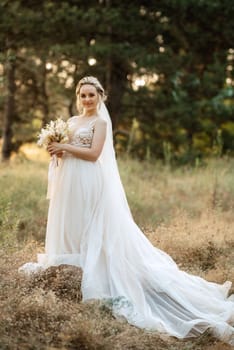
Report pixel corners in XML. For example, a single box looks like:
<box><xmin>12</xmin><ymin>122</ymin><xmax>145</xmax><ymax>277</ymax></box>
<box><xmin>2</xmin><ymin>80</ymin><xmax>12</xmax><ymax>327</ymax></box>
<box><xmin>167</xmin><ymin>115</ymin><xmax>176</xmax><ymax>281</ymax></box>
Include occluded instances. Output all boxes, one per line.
<box><xmin>67</xmin><ymin>115</ymin><xmax>80</xmax><ymax>123</ymax></box>
<box><xmin>95</xmin><ymin>118</ymin><xmax>107</xmax><ymax>128</ymax></box>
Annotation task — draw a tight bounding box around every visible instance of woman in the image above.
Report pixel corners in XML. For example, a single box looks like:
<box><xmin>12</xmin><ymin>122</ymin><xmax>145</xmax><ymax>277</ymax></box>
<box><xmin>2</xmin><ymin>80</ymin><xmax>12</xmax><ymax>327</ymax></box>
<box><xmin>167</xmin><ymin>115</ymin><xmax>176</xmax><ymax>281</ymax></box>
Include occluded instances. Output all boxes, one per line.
<box><xmin>20</xmin><ymin>76</ymin><xmax>234</xmax><ymax>345</ymax></box>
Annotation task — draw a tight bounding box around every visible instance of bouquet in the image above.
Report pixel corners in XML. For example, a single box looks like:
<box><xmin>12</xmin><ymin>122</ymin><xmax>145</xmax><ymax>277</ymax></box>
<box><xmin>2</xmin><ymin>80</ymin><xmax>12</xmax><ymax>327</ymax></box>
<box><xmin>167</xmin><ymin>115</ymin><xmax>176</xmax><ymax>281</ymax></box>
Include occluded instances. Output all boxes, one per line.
<box><xmin>37</xmin><ymin>118</ymin><xmax>69</xmax><ymax>148</ymax></box>
<box><xmin>38</xmin><ymin>118</ymin><xmax>69</xmax><ymax>167</ymax></box>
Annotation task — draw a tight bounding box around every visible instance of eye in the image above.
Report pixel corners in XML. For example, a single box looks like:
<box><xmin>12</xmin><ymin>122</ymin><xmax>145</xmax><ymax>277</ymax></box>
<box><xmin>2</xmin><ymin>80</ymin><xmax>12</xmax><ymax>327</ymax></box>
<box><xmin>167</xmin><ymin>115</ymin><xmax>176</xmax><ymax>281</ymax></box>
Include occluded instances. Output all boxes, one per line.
<box><xmin>89</xmin><ymin>93</ymin><xmax>95</xmax><ymax>97</ymax></box>
<box><xmin>80</xmin><ymin>94</ymin><xmax>86</xmax><ymax>98</ymax></box>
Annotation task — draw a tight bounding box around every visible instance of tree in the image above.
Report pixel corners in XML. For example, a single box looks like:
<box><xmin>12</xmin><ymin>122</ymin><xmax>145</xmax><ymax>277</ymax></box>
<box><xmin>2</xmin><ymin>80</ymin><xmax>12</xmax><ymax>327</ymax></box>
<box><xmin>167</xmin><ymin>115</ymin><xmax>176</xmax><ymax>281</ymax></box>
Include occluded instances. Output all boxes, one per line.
<box><xmin>2</xmin><ymin>52</ymin><xmax>17</xmax><ymax>160</ymax></box>
<box><xmin>0</xmin><ymin>0</ymin><xmax>233</xmax><ymax>163</ymax></box>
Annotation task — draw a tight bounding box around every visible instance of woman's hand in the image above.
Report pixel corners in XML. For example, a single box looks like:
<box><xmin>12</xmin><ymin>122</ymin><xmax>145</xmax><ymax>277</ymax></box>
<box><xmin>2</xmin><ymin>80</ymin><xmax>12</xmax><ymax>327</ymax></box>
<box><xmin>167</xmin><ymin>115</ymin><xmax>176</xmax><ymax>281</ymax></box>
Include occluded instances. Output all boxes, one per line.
<box><xmin>47</xmin><ymin>142</ymin><xmax>64</xmax><ymax>156</ymax></box>
<box><xmin>56</xmin><ymin>152</ymin><xmax>64</xmax><ymax>158</ymax></box>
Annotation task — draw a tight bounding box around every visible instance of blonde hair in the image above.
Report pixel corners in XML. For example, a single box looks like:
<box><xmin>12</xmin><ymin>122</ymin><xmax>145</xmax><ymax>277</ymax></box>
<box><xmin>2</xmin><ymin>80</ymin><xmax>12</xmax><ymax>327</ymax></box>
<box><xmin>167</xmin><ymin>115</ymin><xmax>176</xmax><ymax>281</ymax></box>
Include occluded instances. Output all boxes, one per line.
<box><xmin>76</xmin><ymin>76</ymin><xmax>107</xmax><ymax>112</ymax></box>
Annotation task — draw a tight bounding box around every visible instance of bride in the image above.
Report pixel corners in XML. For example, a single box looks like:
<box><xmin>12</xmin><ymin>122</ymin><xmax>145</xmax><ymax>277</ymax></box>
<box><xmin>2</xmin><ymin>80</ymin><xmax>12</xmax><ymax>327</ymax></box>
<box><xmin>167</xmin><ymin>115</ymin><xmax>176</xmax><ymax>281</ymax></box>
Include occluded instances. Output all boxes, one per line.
<box><xmin>19</xmin><ymin>76</ymin><xmax>234</xmax><ymax>345</ymax></box>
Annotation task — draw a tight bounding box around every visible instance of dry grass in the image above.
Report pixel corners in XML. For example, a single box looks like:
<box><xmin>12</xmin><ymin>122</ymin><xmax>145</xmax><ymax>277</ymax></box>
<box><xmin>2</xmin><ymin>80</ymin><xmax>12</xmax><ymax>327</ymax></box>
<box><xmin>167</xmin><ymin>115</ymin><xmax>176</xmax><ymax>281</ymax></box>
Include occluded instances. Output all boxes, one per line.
<box><xmin>0</xmin><ymin>147</ymin><xmax>233</xmax><ymax>349</ymax></box>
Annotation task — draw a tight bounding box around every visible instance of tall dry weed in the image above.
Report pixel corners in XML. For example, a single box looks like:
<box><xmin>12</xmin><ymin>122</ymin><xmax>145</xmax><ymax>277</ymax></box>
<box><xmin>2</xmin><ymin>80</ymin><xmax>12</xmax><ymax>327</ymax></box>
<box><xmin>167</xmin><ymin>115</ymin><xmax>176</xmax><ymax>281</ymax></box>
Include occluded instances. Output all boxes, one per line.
<box><xmin>0</xmin><ymin>152</ymin><xmax>233</xmax><ymax>349</ymax></box>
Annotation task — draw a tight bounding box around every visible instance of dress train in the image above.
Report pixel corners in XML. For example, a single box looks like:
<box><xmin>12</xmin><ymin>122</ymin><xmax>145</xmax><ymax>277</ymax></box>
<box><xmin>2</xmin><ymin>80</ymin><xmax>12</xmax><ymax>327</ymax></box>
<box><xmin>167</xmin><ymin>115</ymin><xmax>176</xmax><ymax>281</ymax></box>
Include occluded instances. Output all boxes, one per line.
<box><xmin>19</xmin><ymin>115</ymin><xmax>234</xmax><ymax>345</ymax></box>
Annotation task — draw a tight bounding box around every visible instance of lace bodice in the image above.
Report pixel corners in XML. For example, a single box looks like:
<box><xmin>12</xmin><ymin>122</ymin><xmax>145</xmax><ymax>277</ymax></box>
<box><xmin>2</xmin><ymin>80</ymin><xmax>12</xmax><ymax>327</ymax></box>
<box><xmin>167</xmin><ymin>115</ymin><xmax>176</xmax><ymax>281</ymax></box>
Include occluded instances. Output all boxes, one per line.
<box><xmin>68</xmin><ymin>117</ymin><xmax>97</xmax><ymax>148</ymax></box>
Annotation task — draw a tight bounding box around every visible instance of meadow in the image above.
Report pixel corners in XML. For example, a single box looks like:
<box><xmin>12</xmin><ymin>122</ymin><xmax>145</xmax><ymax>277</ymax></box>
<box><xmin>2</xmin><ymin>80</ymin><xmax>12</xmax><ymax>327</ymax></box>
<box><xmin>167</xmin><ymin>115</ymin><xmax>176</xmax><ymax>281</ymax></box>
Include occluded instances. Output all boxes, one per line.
<box><xmin>0</xmin><ymin>145</ymin><xmax>233</xmax><ymax>349</ymax></box>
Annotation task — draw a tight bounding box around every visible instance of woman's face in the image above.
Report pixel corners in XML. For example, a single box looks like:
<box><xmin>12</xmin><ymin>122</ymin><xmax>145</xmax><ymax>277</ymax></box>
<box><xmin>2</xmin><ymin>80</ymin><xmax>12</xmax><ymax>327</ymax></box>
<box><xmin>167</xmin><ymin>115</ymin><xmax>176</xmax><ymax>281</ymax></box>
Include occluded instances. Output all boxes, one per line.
<box><xmin>78</xmin><ymin>84</ymin><xmax>99</xmax><ymax>114</ymax></box>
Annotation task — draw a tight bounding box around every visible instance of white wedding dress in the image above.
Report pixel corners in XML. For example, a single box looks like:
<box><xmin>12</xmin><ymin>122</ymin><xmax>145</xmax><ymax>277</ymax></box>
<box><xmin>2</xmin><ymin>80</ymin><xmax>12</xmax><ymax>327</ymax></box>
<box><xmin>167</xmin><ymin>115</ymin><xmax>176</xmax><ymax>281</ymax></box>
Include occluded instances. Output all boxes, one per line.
<box><xmin>19</xmin><ymin>104</ymin><xmax>234</xmax><ymax>345</ymax></box>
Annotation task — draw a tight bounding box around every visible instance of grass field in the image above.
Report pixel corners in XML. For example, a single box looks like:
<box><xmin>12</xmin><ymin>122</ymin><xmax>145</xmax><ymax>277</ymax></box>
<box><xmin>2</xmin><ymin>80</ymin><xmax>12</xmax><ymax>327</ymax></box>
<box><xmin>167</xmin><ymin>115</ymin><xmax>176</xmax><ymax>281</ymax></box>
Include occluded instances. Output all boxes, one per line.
<box><xmin>0</xmin><ymin>145</ymin><xmax>233</xmax><ymax>349</ymax></box>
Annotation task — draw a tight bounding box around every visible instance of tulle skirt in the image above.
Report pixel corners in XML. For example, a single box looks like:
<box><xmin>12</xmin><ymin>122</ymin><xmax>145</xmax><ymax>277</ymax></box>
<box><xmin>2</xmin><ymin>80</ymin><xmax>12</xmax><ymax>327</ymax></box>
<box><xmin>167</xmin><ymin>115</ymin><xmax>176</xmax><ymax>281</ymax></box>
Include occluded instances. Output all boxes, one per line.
<box><xmin>23</xmin><ymin>155</ymin><xmax>234</xmax><ymax>344</ymax></box>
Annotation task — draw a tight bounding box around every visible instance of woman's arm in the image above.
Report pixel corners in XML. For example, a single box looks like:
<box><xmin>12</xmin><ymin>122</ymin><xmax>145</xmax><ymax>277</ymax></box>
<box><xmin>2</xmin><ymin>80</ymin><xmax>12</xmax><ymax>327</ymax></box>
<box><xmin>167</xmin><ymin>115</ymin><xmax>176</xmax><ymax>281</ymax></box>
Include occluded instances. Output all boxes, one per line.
<box><xmin>47</xmin><ymin>119</ymin><xmax>107</xmax><ymax>162</ymax></box>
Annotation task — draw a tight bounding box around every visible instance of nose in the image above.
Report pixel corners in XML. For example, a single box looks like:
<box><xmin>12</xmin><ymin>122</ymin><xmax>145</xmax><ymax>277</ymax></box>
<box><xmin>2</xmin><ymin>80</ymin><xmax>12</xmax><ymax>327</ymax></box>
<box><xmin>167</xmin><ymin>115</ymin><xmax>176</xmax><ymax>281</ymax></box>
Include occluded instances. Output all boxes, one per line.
<box><xmin>84</xmin><ymin>96</ymin><xmax>91</xmax><ymax>102</ymax></box>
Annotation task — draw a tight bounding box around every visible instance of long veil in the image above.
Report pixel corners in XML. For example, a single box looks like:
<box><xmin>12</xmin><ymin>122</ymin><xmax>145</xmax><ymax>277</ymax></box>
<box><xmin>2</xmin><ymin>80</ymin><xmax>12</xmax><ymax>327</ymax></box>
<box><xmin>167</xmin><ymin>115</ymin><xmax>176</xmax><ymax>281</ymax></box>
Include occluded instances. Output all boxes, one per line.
<box><xmin>98</xmin><ymin>102</ymin><xmax>132</xmax><ymax>216</ymax></box>
<box><xmin>81</xmin><ymin>102</ymin><xmax>234</xmax><ymax>345</ymax></box>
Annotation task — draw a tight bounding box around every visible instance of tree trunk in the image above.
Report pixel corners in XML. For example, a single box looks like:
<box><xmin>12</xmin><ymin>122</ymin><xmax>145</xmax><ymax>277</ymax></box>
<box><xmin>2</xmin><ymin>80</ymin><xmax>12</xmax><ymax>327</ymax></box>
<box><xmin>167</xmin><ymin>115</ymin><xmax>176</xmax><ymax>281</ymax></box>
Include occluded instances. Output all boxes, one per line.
<box><xmin>2</xmin><ymin>56</ymin><xmax>16</xmax><ymax>161</ymax></box>
<box><xmin>41</xmin><ymin>61</ymin><xmax>49</xmax><ymax>126</ymax></box>
<box><xmin>105</xmin><ymin>57</ymin><xmax>128</xmax><ymax>131</ymax></box>
<box><xmin>103</xmin><ymin>0</ymin><xmax>128</xmax><ymax>130</ymax></box>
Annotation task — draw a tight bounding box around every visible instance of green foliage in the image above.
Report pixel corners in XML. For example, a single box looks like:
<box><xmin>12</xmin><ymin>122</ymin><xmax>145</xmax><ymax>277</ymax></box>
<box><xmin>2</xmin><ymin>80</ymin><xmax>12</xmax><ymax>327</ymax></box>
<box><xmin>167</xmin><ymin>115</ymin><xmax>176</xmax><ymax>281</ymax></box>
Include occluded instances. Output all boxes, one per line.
<box><xmin>0</xmin><ymin>0</ymin><xmax>234</xmax><ymax>163</ymax></box>
<box><xmin>0</xmin><ymin>160</ymin><xmax>48</xmax><ymax>243</ymax></box>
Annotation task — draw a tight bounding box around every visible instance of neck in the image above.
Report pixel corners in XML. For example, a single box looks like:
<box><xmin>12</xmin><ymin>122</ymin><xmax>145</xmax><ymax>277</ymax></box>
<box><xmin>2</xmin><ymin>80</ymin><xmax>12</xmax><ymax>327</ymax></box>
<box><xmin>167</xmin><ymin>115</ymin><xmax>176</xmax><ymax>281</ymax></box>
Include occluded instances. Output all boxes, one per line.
<box><xmin>83</xmin><ymin>108</ymin><xmax>97</xmax><ymax>117</ymax></box>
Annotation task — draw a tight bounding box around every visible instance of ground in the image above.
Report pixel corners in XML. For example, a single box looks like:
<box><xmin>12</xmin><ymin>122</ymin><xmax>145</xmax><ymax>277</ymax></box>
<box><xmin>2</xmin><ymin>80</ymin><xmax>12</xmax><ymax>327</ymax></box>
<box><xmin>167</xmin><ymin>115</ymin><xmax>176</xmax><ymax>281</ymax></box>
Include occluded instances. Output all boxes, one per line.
<box><xmin>0</xmin><ymin>152</ymin><xmax>233</xmax><ymax>349</ymax></box>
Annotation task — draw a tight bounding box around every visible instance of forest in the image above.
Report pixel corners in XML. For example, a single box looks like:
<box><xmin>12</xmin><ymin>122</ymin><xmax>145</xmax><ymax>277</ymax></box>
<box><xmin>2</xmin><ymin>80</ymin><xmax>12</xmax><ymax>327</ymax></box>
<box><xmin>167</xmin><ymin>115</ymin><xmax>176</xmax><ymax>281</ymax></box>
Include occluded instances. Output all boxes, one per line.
<box><xmin>0</xmin><ymin>0</ymin><xmax>233</xmax><ymax>164</ymax></box>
